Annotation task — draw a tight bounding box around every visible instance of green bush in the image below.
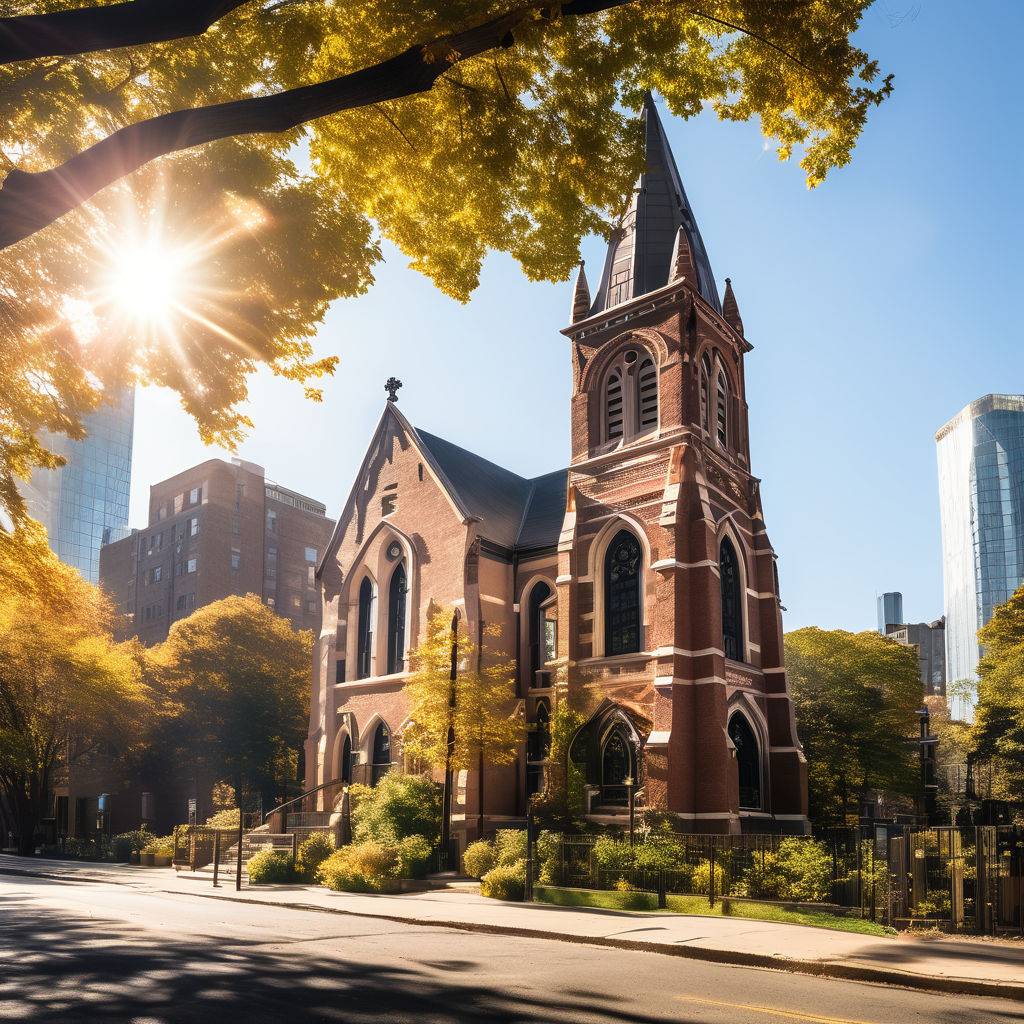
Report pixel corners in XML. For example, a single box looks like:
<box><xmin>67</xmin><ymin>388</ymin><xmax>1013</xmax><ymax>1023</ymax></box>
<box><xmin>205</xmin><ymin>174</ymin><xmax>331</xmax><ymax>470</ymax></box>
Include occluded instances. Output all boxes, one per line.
<box><xmin>141</xmin><ymin>835</ymin><xmax>175</xmax><ymax>858</ymax></box>
<box><xmin>295</xmin><ymin>832</ymin><xmax>335</xmax><ymax>882</ymax></box>
<box><xmin>480</xmin><ymin>860</ymin><xmax>526</xmax><ymax>901</ymax></box>
<box><xmin>463</xmin><ymin>840</ymin><xmax>497</xmax><ymax>879</ymax></box>
<box><xmin>205</xmin><ymin>808</ymin><xmax>240</xmax><ymax>830</ymax></box>
<box><xmin>593</xmin><ymin>835</ymin><xmax>634</xmax><ymax>872</ymax></box>
<box><xmin>319</xmin><ymin>839</ymin><xmax>399</xmax><ymax>892</ymax></box>
<box><xmin>743</xmin><ymin>839</ymin><xmax>833</xmax><ymax>903</ymax></box>
<box><xmin>351</xmin><ymin>773</ymin><xmax>442</xmax><ymax>845</ymax></box>
<box><xmin>397</xmin><ymin>834</ymin><xmax>433</xmax><ymax>878</ymax></box>
<box><xmin>247</xmin><ymin>849</ymin><xmax>297</xmax><ymax>885</ymax></box>
<box><xmin>494</xmin><ymin>829</ymin><xmax>527</xmax><ymax>866</ymax></box>
<box><xmin>535</xmin><ymin>830</ymin><xmax>560</xmax><ymax>884</ymax></box>
<box><xmin>112</xmin><ymin>828</ymin><xmax>152</xmax><ymax>862</ymax></box>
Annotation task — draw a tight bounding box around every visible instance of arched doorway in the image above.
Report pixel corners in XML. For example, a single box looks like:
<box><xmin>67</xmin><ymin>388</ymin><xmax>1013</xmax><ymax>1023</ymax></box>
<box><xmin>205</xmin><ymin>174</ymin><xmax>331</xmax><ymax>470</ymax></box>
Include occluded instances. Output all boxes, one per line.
<box><xmin>728</xmin><ymin>712</ymin><xmax>761</xmax><ymax>809</ymax></box>
<box><xmin>600</xmin><ymin>725</ymin><xmax>633</xmax><ymax>806</ymax></box>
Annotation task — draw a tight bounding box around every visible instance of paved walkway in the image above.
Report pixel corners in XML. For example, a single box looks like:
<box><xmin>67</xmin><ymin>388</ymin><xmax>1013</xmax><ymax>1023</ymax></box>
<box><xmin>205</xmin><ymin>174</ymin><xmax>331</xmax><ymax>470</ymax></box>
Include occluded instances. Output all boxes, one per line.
<box><xmin>4</xmin><ymin>854</ymin><xmax>1023</xmax><ymax>999</ymax></box>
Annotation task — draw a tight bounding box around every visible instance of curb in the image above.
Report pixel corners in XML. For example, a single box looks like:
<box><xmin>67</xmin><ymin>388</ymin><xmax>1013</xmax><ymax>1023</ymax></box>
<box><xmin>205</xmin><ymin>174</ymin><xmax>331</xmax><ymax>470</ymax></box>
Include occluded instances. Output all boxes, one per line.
<box><xmin>5</xmin><ymin>865</ymin><xmax>1023</xmax><ymax>1002</ymax></box>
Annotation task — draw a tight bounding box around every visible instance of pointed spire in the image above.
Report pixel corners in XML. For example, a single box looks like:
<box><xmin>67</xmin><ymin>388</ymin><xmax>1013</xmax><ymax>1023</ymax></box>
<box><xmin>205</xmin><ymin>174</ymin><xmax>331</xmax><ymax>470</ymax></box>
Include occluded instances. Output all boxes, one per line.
<box><xmin>668</xmin><ymin>224</ymin><xmax>696</xmax><ymax>284</ymax></box>
<box><xmin>722</xmin><ymin>277</ymin><xmax>743</xmax><ymax>336</ymax></box>
<box><xmin>585</xmin><ymin>92</ymin><xmax>721</xmax><ymax>321</ymax></box>
<box><xmin>570</xmin><ymin>261</ymin><xmax>591</xmax><ymax>323</ymax></box>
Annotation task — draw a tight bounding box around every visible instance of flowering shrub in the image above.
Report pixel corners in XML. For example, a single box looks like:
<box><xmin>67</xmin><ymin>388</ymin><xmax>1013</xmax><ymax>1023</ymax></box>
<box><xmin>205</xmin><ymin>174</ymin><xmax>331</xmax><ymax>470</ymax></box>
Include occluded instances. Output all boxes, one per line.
<box><xmin>295</xmin><ymin>832</ymin><xmax>335</xmax><ymax>882</ymax></box>
<box><xmin>247</xmin><ymin>849</ymin><xmax>297</xmax><ymax>884</ymax></box>
<box><xmin>463</xmin><ymin>840</ymin><xmax>497</xmax><ymax>879</ymax></box>
<box><xmin>318</xmin><ymin>840</ymin><xmax>399</xmax><ymax>892</ymax></box>
<box><xmin>480</xmin><ymin>861</ymin><xmax>525</xmax><ymax>901</ymax></box>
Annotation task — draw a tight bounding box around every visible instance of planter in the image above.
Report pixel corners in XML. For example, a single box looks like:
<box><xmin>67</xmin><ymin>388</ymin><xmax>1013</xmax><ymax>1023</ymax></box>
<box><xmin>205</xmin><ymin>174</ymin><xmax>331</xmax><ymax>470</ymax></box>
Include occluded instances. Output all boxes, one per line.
<box><xmin>140</xmin><ymin>852</ymin><xmax>155</xmax><ymax>866</ymax></box>
<box><xmin>153</xmin><ymin>854</ymin><xmax>172</xmax><ymax>867</ymax></box>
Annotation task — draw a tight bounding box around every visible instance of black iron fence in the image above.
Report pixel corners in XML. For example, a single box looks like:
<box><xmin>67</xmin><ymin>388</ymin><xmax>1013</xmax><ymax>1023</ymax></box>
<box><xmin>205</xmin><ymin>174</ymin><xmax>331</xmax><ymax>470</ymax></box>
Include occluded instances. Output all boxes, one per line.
<box><xmin>535</xmin><ymin>826</ymin><xmax>1024</xmax><ymax>933</ymax></box>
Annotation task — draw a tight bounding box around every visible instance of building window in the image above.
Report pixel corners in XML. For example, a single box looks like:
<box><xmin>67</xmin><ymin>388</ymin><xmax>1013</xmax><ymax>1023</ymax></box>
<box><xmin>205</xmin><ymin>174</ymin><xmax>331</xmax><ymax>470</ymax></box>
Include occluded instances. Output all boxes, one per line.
<box><xmin>291</xmin><ymin>594</ymin><xmax>301</xmax><ymax>609</ymax></box>
<box><xmin>527</xmin><ymin>582</ymin><xmax>552</xmax><ymax>686</ymax></box>
<box><xmin>174</xmin><ymin>493</ymin><xmax>183</xmax><ymax>514</ymax></box>
<box><xmin>231</xmin><ymin>515</ymin><xmax>240</xmax><ymax>536</ymax></box>
<box><xmin>637</xmin><ymin>357</ymin><xmax>658</xmax><ymax>431</ymax></box>
<box><xmin>729</xmin><ymin>712</ymin><xmax>761</xmax><ymax>809</ymax></box>
<box><xmin>266</xmin><ymin>596</ymin><xmax>276</xmax><ymax>609</ymax></box>
<box><xmin>189</xmin><ymin>517</ymin><xmax>199</xmax><ymax>537</ymax></box>
<box><xmin>605</xmin><ymin>371</ymin><xmax>624</xmax><ymax>441</ymax></box>
<box><xmin>231</xmin><ymin>550</ymin><xmax>241</xmax><ymax>571</ymax></box>
<box><xmin>307</xmin><ymin>565</ymin><xmax>315</xmax><ymax>587</ymax></box>
<box><xmin>340</xmin><ymin>735</ymin><xmax>352</xmax><ymax>784</ymax></box>
<box><xmin>381</xmin><ymin>494</ymin><xmax>397</xmax><ymax>517</ymax></box>
<box><xmin>150</xmin><ymin>565</ymin><xmax>162</xmax><ymax>584</ymax></box>
<box><xmin>386</xmin><ymin>562</ymin><xmax>407</xmax><ymax>675</ymax></box>
<box><xmin>334</xmin><ymin>659</ymin><xmax>345</xmax><ymax>684</ymax></box>
<box><xmin>306</xmin><ymin>599</ymin><xmax>317</xmax><ymax>614</ymax></box>
<box><xmin>716</xmin><ymin>370</ymin><xmax>729</xmax><ymax>448</ymax></box>
<box><xmin>418</xmin><ymin>463</ymin><xmax>424</xmax><ymax>481</ymax></box>
<box><xmin>357</xmin><ymin>576</ymin><xmax>375</xmax><ymax>679</ymax></box>
<box><xmin>719</xmin><ymin>537</ymin><xmax>743</xmax><ymax>661</ymax></box>
<box><xmin>186</xmin><ymin>557</ymin><xmax>197</xmax><ymax>574</ymax></box>
<box><xmin>699</xmin><ymin>353</ymin><xmax>711</xmax><ymax>433</ymax></box>
<box><xmin>604</xmin><ymin>530</ymin><xmax>642</xmax><ymax>656</ymax></box>
<box><xmin>267</xmin><ymin>546</ymin><xmax>277</xmax><ymax>562</ymax></box>
<box><xmin>600</xmin><ymin>724</ymin><xmax>632</xmax><ymax>806</ymax></box>
<box><xmin>189</xmin><ymin>487</ymin><xmax>200</xmax><ymax>505</ymax></box>
<box><xmin>371</xmin><ymin>722</ymin><xmax>391</xmax><ymax>785</ymax></box>
<box><xmin>305</xmin><ymin>546</ymin><xmax>317</xmax><ymax>563</ymax></box>
<box><xmin>266</xmin><ymin>509</ymin><xmax>277</xmax><ymax>532</ymax></box>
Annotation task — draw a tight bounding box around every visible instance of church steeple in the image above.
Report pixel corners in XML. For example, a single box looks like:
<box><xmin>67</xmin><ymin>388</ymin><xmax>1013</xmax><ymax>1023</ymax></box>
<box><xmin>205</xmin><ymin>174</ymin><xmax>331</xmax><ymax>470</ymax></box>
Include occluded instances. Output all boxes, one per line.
<box><xmin>722</xmin><ymin>277</ymin><xmax>743</xmax><ymax>335</ymax></box>
<box><xmin>570</xmin><ymin>261</ymin><xmax>591</xmax><ymax>323</ymax></box>
<box><xmin>588</xmin><ymin>93</ymin><xmax>720</xmax><ymax>318</ymax></box>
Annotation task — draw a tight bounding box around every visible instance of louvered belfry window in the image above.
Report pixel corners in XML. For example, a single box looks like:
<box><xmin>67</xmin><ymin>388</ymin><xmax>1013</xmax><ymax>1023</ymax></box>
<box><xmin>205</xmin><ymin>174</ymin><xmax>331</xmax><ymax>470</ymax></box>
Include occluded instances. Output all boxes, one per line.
<box><xmin>604</xmin><ymin>530</ymin><xmax>642</xmax><ymax>655</ymax></box>
<box><xmin>700</xmin><ymin>354</ymin><xmax>711</xmax><ymax>433</ymax></box>
<box><xmin>716</xmin><ymin>371</ymin><xmax>729</xmax><ymax>448</ymax></box>
<box><xmin>606</xmin><ymin>372</ymin><xmax>624</xmax><ymax>440</ymax></box>
<box><xmin>637</xmin><ymin>358</ymin><xmax>658</xmax><ymax>430</ymax></box>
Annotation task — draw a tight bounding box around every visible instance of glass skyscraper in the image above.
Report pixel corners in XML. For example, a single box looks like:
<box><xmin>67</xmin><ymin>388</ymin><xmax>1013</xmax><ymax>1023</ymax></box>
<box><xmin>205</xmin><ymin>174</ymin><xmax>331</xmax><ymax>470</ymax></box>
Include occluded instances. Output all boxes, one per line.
<box><xmin>876</xmin><ymin>591</ymin><xmax>904</xmax><ymax>634</ymax></box>
<box><xmin>23</xmin><ymin>390</ymin><xmax>135</xmax><ymax>582</ymax></box>
<box><xmin>936</xmin><ymin>394</ymin><xmax>1024</xmax><ymax>720</ymax></box>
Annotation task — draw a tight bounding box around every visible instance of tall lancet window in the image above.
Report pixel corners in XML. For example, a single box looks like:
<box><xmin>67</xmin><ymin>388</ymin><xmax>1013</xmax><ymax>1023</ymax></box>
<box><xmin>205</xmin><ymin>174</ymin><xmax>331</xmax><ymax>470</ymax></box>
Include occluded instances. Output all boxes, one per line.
<box><xmin>605</xmin><ymin>371</ymin><xmax>624</xmax><ymax>441</ymax></box>
<box><xmin>719</xmin><ymin>537</ymin><xmax>743</xmax><ymax>661</ymax></box>
<box><xmin>386</xmin><ymin>562</ymin><xmax>407</xmax><ymax>675</ymax></box>
<box><xmin>716</xmin><ymin>370</ymin><xmax>729</xmax><ymax>449</ymax></box>
<box><xmin>604</xmin><ymin>530</ymin><xmax>642</xmax><ymax>656</ymax></box>
<box><xmin>699</xmin><ymin>354</ymin><xmax>711</xmax><ymax>433</ymax></box>
<box><xmin>371</xmin><ymin>721</ymin><xmax>391</xmax><ymax>785</ymax></box>
<box><xmin>637</xmin><ymin>357</ymin><xmax>658</xmax><ymax>432</ymax></box>
<box><xmin>356</xmin><ymin>576</ymin><xmax>375</xmax><ymax>679</ymax></box>
<box><xmin>729</xmin><ymin>712</ymin><xmax>761</xmax><ymax>809</ymax></box>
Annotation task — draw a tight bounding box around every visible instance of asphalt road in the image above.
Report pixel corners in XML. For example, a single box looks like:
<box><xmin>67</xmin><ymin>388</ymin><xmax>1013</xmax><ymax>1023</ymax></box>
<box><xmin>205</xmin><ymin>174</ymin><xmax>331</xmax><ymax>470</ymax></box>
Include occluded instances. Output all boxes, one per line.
<box><xmin>1</xmin><ymin>874</ymin><xmax>1021</xmax><ymax>1024</ymax></box>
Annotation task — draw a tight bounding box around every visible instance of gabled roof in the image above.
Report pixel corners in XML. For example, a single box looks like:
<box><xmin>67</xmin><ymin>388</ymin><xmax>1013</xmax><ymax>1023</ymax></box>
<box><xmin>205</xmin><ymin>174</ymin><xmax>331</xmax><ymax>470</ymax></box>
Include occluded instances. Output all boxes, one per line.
<box><xmin>590</xmin><ymin>94</ymin><xmax>720</xmax><ymax>316</ymax></box>
<box><xmin>415</xmin><ymin>429</ymin><xmax>566</xmax><ymax>553</ymax></box>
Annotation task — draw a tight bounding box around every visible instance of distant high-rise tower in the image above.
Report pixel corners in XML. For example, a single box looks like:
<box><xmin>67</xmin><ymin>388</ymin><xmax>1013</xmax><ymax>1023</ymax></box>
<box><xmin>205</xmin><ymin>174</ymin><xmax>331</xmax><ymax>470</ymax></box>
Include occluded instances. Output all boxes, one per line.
<box><xmin>936</xmin><ymin>394</ymin><xmax>1024</xmax><ymax>719</ymax></box>
<box><xmin>877</xmin><ymin>591</ymin><xmax>904</xmax><ymax>635</ymax></box>
<box><xmin>22</xmin><ymin>391</ymin><xmax>135</xmax><ymax>583</ymax></box>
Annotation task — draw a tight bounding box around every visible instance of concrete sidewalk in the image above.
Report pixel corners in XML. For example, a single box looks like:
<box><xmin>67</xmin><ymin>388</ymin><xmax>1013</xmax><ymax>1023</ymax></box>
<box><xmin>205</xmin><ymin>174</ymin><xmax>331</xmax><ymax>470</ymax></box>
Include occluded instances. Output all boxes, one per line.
<box><xmin>4</xmin><ymin>853</ymin><xmax>1023</xmax><ymax>1000</ymax></box>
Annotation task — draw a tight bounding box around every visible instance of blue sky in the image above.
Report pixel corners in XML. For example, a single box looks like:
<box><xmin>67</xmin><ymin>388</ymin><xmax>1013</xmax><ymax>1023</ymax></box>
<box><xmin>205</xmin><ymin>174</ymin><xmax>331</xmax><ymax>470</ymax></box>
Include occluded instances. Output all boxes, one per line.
<box><xmin>130</xmin><ymin>1</ymin><xmax>1024</xmax><ymax>632</ymax></box>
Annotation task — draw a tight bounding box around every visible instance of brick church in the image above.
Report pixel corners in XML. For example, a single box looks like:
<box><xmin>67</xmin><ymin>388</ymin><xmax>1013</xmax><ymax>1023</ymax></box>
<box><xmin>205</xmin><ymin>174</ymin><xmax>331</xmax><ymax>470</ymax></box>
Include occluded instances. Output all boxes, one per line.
<box><xmin>307</xmin><ymin>95</ymin><xmax>809</xmax><ymax>838</ymax></box>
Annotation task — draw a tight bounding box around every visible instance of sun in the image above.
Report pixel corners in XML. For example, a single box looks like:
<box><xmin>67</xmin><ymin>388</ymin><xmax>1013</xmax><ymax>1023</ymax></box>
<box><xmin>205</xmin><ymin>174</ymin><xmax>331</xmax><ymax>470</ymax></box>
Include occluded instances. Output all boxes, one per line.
<box><xmin>104</xmin><ymin>236</ymin><xmax>188</xmax><ymax>328</ymax></box>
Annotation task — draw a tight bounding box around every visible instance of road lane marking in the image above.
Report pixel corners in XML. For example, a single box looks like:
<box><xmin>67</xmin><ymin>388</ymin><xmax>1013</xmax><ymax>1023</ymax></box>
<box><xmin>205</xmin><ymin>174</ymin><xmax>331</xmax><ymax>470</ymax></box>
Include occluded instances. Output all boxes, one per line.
<box><xmin>674</xmin><ymin>995</ymin><xmax>877</xmax><ymax>1024</ymax></box>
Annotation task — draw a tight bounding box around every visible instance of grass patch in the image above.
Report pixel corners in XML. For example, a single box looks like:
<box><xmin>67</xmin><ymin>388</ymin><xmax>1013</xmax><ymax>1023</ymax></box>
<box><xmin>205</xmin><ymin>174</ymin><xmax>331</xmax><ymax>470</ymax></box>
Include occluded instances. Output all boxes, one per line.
<box><xmin>533</xmin><ymin>886</ymin><xmax>895</xmax><ymax>937</ymax></box>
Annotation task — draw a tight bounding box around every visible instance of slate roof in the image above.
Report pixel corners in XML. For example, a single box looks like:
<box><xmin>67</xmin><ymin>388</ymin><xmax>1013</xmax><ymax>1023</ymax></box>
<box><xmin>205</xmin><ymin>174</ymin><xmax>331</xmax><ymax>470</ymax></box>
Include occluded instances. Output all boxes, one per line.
<box><xmin>415</xmin><ymin>428</ymin><xmax>566</xmax><ymax>553</ymax></box>
<box><xmin>590</xmin><ymin>94</ymin><xmax>720</xmax><ymax>316</ymax></box>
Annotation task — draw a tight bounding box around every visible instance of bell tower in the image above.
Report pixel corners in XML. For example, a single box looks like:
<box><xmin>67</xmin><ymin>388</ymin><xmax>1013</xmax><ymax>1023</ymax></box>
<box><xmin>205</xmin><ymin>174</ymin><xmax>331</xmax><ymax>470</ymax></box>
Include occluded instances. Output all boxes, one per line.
<box><xmin>555</xmin><ymin>95</ymin><xmax>808</xmax><ymax>833</ymax></box>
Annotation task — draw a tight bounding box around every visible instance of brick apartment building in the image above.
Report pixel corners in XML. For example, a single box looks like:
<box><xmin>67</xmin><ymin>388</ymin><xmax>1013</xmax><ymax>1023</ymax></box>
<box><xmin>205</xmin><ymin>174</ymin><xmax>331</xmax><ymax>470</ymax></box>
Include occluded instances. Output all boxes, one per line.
<box><xmin>306</xmin><ymin>96</ymin><xmax>809</xmax><ymax>842</ymax></box>
<box><xmin>49</xmin><ymin>460</ymin><xmax>336</xmax><ymax>838</ymax></box>
<box><xmin>100</xmin><ymin>457</ymin><xmax>335</xmax><ymax>644</ymax></box>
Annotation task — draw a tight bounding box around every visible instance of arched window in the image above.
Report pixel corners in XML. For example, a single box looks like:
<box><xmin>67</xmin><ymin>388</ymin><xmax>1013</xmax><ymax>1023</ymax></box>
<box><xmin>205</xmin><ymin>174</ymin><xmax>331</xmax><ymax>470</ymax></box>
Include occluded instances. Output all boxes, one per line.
<box><xmin>527</xmin><ymin>582</ymin><xmax>552</xmax><ymax>686</ymax></box>
<box><xmin>386</xmin><ymin>562</ymin><xmax>407</xmax><ymax>675</ymax></box>
<box><xmin>340</xmin><ymin>735</ymin><xmax>352</xmax><ymax>784</ymax></box>
<box><xmin>719</xmin><ymin>537</ymin><xmax>743</xmax><ymax>661</ymax></box>
<box><xmin>600</xmin><ymin>724</ymin><xmax>633</xmax><ymax>806</ymax></box>
<box><xmin>604</xmin><ymin>530</ymin><xmax>642</xmax><ymax>656</ymax></box>
<box><xmin>371</xmin><ymin>721</ymin><xmax>391</xmax><ymax>785</ymax></box>
<box><xmin>729</xmin><ymin>712</ymin><xmax>761</xmax><ymax>809</ymax></box>
<box><xmin>699</xmin><ymin>354</ymin><xmax>711</xmax><ymax>433</ymax></box>
<box><xmin>605</xmin><ymin>371</ymin><xmax>624</xmax><ymax>441</ymax></box>
<box><xmin>716</xmin><ymin>370</ymin><xmax>729</xmax><ymax>448</ymax></box>
<box><xmin>637</xmin><ymin>357</ymin><xmax>658</xmax><ymax>432</ymax></box>
<box><xmin>356</xmin><ymin>576</ymin><xmax>375</xmax><ymax>679</ymax></box>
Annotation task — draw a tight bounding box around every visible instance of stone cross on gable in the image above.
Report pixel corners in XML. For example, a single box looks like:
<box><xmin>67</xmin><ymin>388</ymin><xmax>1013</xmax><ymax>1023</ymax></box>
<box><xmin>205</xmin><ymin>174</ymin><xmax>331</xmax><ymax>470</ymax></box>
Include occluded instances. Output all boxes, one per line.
<box><xmin>385</xmin><ymin>377</ymin><xmax>403</xmax><ymax>403</ymax></box>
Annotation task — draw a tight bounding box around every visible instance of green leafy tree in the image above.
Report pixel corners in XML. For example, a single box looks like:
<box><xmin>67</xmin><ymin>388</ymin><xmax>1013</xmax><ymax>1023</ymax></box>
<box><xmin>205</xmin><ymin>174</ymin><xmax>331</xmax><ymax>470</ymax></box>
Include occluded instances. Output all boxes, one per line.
<box><xmin>0</xmin><ymin>523</ymin><xmax>147</xmax><ymax>853</ymax></box>
<box><xmin>148</xmin><ymin>593</ymin><xmax>310</xmax><ymax>813</ymax></box>
<box><xmin>403</xmin><ymin>606</ymin><xmax>524</xmax><ymax>836</ymax></box>
<box><xmin>785</xmin><ymin>627</ymin><xmax>922</xmax><ymax>824</ymax></box>
<box><xmin>971</xmin><ymin>584</ymin><xmax>1024</xmax><ymax>798</ymax></box>
<box><xmin>0</xmin><ymin>1</ymin><xmax>891</xmax><ymax>522</ymax></box>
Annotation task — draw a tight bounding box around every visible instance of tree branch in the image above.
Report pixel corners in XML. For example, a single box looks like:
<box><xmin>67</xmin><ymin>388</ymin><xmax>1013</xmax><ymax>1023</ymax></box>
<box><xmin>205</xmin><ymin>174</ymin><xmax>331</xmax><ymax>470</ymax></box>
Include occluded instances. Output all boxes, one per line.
<box><xmin>0</xmin><ymin>0</ymin><xmax>632</xmax><ymax>250</ymax></box>
<box><xmin>0</xmin><ymin>0</ymin><xmax>251</xmax><ymax>66</ymax></box>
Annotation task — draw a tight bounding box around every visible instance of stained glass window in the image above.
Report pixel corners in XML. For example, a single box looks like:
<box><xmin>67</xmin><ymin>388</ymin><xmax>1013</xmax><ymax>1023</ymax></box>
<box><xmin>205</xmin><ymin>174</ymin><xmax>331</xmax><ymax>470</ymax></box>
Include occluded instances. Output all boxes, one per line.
<box><xmin>605</xmin><ymin>530</ymin><xmax>642</xmax><ymax>655</ymax></box>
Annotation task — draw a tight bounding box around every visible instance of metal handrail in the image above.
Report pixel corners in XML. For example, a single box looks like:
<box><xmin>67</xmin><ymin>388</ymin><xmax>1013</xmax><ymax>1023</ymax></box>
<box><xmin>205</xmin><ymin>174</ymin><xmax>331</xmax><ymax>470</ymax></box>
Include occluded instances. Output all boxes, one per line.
<box><xmin>262</xmin><ymin>778</ymin><xmax>345</xmax><ymax>824</ymax></box>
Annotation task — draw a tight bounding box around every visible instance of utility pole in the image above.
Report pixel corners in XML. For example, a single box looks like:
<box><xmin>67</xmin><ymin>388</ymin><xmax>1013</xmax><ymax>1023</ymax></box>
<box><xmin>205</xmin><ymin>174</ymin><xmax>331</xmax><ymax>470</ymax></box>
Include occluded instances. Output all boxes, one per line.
<box><xmin>440</xmin><ymin>611</ymin><xmax>458</xmax><ymax>866</ymax></box>
<box><xmin>477</xmin><ymin>615</ymin><xmax>485</xmax><ymax>842</ymax></box>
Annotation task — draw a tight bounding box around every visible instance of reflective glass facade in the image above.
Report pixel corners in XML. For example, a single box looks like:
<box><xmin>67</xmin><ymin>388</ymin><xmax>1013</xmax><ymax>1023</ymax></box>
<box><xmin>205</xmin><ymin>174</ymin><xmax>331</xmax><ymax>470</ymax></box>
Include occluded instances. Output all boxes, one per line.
<box><xmin>23</xmin><ymin>390</ymin><xmax>135</xmax><ymax>582</ymax></box>
<box><xmin>876</xmin><ymin>591</ymin><xmax>904</xmax><ymax>634</ymax></box>
<box><xmin>936</xmin><ymin>394</ymin><xmax>1024</xmax><ymax>719</ymax></box>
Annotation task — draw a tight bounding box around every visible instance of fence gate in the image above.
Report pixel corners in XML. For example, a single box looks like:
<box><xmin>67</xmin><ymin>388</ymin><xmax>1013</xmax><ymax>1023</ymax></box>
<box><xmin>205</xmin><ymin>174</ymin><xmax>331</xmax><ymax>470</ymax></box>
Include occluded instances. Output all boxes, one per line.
<box><xmin>976</xmin><ymin>826</ymin><xmax>998</xmax><ymax>933</ymax></box>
